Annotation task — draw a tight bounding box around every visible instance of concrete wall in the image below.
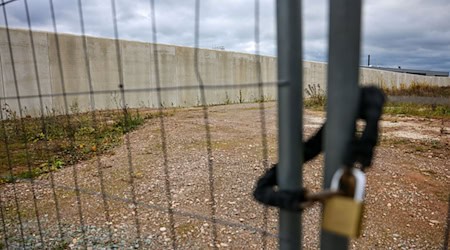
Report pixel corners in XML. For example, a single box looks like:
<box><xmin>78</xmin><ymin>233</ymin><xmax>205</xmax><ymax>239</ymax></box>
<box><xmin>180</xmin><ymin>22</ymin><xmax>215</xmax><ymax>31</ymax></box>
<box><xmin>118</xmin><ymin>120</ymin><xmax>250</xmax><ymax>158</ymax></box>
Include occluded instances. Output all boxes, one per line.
<box><xmin>304</xmin><ymin>61</ymin><xmax>450</xmax><ymax>90</ymax></box>
<box><xmin>1</xmin><ymin>28</ymin><xmax>449</xmax><ymax>117</ymax></box>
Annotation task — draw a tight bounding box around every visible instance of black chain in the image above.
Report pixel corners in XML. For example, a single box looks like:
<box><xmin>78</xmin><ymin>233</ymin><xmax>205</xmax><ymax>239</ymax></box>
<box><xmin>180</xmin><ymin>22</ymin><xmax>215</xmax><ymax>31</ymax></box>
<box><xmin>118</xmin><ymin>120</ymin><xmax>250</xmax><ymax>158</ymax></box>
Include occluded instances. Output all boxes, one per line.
<box><xmin>253</xmin><ymin>86</ymin><xmax>386</xmax><ymax>210</ymax></box>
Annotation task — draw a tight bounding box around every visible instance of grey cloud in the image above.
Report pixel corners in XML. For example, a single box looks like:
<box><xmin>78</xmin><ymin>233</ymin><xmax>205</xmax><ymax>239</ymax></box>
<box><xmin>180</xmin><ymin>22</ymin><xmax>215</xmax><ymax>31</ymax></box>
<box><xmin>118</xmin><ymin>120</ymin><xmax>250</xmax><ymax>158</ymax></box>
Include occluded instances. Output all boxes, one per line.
<box><xmin>0</xmin><ymin>0</ymin><xmax>448</xmax><ymax>72</ymax></box>
<box><xmin>362</xmin><ymin>0</ymin><xmax>450</xmax><ymax>71</ymax></box>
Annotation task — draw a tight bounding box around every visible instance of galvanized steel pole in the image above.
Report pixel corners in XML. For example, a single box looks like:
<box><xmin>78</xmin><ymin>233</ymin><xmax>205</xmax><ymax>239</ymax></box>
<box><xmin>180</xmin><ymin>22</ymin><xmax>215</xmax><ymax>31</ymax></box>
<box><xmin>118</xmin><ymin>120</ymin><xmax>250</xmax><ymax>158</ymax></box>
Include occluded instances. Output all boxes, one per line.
<box><xmin>321</xmin><ymin>0</ymin><xmax>362</xmax><ymax>249</ymax></box>
<box><xmin>276</xmin><ymin>0</ymin><xmax>303</xmax><ymax>249</ymax></box>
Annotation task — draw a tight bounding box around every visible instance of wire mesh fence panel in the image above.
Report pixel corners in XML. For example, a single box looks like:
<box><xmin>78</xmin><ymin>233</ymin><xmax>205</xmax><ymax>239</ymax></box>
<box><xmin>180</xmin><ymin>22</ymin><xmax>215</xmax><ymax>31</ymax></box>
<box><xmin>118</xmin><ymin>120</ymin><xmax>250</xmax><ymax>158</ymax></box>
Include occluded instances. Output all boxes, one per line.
<box><xmin>2</xmin><ymin>1</ymin><xmax>448</xmax><ymax>250</ymax></box>
<box><xmin>0</xmin><ymin>0</ymin><xmax>279</xmax><ymax>249</ymax></box>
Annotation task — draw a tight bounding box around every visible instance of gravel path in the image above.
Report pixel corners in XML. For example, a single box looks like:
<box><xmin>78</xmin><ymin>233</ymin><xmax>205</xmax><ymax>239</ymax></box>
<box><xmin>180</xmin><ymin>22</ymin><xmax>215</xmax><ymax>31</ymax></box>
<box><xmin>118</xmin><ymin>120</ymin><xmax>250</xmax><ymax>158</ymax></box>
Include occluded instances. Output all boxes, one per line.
<box><xmin>0</xmin><ymin>102</ymin><xmax>448</xmax><ymax>249</ymax></box>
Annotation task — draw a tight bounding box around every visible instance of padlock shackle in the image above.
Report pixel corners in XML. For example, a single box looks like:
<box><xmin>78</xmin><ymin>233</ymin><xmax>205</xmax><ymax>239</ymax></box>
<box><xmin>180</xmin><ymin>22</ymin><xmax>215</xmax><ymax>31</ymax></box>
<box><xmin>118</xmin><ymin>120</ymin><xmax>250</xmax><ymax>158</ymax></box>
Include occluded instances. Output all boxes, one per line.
<box><xmin>330</xmin><ymin>168</ymin><xmax>365</xmax><ymax>201</ymax></box>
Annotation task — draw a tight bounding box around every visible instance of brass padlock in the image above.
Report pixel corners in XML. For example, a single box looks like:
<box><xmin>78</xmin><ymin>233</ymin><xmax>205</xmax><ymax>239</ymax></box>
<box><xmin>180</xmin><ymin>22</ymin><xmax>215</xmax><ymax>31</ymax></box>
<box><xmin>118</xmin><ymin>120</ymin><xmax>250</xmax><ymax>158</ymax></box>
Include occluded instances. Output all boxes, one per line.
<box><xmin>322</xmin><ymin>168</ymin><xmax>366</xmax><ymax>238</ymax></box>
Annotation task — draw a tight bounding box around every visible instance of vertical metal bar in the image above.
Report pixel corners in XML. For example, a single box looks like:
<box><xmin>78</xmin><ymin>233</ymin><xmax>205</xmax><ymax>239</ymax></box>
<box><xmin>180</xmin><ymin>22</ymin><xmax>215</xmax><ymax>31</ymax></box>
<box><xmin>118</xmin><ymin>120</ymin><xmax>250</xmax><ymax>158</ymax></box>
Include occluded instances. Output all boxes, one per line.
<box><xmin>110</xmin><ymin>0</ymin><xmax>142</xmax><ymax>246</ymax></box>
<box><xmin>276</xmin><ymin>0</ymin><xmax>303</xmax><ymax>249</ymax></box>
<box><xmin>2</xmin><ymin>1</ymin><xmax>45</xmax><ymax>247</ymax></box>
<box><xmin>149</xmin><ymin>0</ymin><xmax>177</xmax><ymax>248</ymax></box>
<box><xmin>194</xmin><ymin>1</ymin><xmax>219</xmax><ymax>247</ymax></box>
<box><xmin>23</xmin><ymin>0</ymin><xmax>64</xmax><ymax>241</ymax></box>
<box><xmin>77</xmin><ymin>0</ymin><xmax>113</xmax><ymax>244</ymax></box>
<box><xmin>320</xmin><ymin>0</ymin><xmax>362</xmax><ymax>249</ymax></box>
<box><xmin>0</xmin><ymin>192</ymin><xmax>8</xmax><ymax>249</ymax></box>
<box><xmin>254</xmin><ymin>0</ymin><xmax>270</xmax><ymax>249</ymax></box>
<box><xmin>444</xmin><ymin>194</ymin><xmax>450</xmax><ymax>250</ymax></box>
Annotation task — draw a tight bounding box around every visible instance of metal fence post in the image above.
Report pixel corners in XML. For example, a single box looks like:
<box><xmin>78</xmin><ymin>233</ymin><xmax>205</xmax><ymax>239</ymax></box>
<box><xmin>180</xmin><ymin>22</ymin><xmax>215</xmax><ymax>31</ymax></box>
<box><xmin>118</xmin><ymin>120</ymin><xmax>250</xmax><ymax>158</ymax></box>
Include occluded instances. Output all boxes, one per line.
<box><xmin>276</xmin><ymin>0</ymin><xmax>303</xmax><ymax>249</ymax></box>
<box><xmin>320</xmin><ymin>0</ymin><xmax>362</xmax><ymax>249</ymax></box>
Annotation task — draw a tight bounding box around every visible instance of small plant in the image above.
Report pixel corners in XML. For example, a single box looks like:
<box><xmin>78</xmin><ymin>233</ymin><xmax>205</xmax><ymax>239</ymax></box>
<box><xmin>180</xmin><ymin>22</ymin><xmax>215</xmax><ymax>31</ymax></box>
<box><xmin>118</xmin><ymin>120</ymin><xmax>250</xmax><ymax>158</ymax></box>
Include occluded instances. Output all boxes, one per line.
<box><xmin>114</xmin><ymin>111</ymin><xmax>145</xmax><ymax>133</ymax></box>
<box><xmin>304</xmin><ymin>83</ymin><xmax>326</xmax><ymax>108</ymax></box>
<box><xmin>253</xmin><ymin>94</ymin><xmax>266</xmax><ymax>103</ymax></box>
<box><xmin>70</xmin><ymin>99</ymin><xmax>80</xmax><ymax>114</ymax></box>
<box><xmin>2</xmin><ymin>103</ymin><xmax>17</xmax><ymax>120</ymax></box>
<box><xmin>0</xmin><ymin>175</ymin><xmax>16</xmax><ymax>184</ymax></box>
<box><xmin>29</xmin><ymin>132</ymin><xmax>46</xmax><ymax>142</ymax></box>
<box><xmin>50</xmin><ymin>158</ymin><xmax>64</xmax><ymax>170</ymax></box>
<box><xmin>225</xmin><ymin>92</ymin><xmax>232</xmax><ymax>105</ymax></box>
<box><xmin>53</xmin><ymin>241</ymin><xmax>70</xmax><ymax>250</ymax></box>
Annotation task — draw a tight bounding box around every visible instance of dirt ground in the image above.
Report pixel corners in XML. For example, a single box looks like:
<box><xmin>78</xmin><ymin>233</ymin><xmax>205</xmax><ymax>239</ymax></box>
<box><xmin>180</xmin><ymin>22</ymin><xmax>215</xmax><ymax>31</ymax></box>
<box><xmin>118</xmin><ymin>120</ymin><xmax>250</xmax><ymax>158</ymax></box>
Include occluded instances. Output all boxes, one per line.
<box><xmin>0</xmin><ymin>102</ymin><xmax>449</xmax><ymax>249</ymax></box>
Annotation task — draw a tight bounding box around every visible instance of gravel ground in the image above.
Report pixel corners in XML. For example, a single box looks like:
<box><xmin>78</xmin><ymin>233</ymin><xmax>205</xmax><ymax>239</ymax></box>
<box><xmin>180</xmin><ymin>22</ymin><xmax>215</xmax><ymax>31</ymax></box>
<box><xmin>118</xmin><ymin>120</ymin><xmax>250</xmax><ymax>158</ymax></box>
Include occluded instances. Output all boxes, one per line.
<box><xmin>0</xmin><ymin>102</ymin><xmax>449</xmax><ymax>249</ymax></box>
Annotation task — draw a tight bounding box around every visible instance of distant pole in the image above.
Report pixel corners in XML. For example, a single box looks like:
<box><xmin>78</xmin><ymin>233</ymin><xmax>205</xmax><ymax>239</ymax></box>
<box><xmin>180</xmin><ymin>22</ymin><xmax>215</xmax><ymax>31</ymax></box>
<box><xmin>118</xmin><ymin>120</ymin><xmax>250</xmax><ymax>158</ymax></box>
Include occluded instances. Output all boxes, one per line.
<box><xmin>321</xmin><ymin>0</ymin><xmax>362</xmax><ymax>249</ymax></box>
<box><xmin>276</xmin><ymin>0</ymin><xmax>303</xmax><ymax>249</ymax></box>
<box><xmin>368</xmin><ymin>54</ymin><xmax>370</xmax><ymax>66</ymax></box>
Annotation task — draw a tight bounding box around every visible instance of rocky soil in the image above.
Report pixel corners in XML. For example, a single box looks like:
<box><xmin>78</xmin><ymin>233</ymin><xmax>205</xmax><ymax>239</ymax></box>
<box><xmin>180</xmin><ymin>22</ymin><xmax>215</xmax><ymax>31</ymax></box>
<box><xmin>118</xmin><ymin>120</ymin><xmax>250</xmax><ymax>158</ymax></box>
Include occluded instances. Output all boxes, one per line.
<box><xmin>0</xmin><ymin>102</ymin><xmax>449</xmax><ymax>249</ymax></box>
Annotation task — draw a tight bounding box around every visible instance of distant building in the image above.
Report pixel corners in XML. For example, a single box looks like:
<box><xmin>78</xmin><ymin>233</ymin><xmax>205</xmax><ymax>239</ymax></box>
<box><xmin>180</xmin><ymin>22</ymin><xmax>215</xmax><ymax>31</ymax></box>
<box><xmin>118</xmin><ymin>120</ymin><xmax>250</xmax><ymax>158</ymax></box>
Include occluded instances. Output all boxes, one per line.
<box><xmin>364</xmin><ymin>66</ymin><xmax>449</xmax><ymax>77</ymax></box>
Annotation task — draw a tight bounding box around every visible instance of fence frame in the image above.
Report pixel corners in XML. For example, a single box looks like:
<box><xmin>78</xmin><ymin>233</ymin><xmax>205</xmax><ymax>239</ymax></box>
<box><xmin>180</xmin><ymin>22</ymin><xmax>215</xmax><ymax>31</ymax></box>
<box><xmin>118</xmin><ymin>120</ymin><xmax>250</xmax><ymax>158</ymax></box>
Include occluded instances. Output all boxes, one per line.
<box><xmin>276</xmin><ymin>0</ymin><xmax>363</xmax><ymax>249</ymax></box>
<box><xmin>320</xmin><ymin>0</ymin><xmax>362</xmax><ymax>249</ymax></box>
<box><xmin>276</xmin><ymin>1</ymin><xmax>303</xmax><ymax>249</ymax></box>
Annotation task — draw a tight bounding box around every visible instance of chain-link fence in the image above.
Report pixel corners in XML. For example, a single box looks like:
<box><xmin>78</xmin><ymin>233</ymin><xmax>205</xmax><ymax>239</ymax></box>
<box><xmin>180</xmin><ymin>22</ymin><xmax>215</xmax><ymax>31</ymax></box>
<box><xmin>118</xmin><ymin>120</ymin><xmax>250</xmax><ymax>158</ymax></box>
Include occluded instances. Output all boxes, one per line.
<box><xmin>0</xmin><ymin>0</ymin><xmax>278</xmax><ymax>248</ymax></box>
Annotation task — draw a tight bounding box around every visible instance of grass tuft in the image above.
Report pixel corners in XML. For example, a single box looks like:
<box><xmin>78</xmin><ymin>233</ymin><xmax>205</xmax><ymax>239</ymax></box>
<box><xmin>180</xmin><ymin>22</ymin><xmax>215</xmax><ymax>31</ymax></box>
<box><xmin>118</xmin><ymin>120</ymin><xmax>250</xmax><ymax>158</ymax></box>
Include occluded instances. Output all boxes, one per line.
<box><xmin>304</xmin><ymin>84</ymin><xmax>326</xmax><ymax>109</ymax></box>
<box><xmin>302</xmin><ymin>83</ymin><xmax>450</xmax><ymax>118</ymax></box>
<box><xmin>382</xmin><ymin>81</ymin><xmax>450</xmax><ymax>97</ymax></box>
<box><xmin>383</xmin><ymin>103</ymin><xmax>449</xmax><ymax>119</ymax></box>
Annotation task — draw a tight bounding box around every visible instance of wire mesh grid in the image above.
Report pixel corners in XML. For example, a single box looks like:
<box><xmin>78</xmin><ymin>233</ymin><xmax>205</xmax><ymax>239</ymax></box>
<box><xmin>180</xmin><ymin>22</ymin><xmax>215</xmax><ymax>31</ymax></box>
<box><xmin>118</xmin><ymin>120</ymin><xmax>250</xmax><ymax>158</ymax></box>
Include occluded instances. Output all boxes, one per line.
<box><xmin>0</xmin><ymin>0</ymin><xmax>280</xmax><ymax>249</ymax></box>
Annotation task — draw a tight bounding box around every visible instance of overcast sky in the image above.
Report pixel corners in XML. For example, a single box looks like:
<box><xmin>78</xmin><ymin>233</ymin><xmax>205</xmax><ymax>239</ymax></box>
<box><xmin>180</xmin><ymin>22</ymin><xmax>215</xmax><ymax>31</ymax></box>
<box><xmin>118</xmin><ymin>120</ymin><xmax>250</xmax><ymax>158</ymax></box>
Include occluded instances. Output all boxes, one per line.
<box><xmin>1</xmin><ymin>0</ymin><xmax>449</xmax><ymax>72</ymax></box>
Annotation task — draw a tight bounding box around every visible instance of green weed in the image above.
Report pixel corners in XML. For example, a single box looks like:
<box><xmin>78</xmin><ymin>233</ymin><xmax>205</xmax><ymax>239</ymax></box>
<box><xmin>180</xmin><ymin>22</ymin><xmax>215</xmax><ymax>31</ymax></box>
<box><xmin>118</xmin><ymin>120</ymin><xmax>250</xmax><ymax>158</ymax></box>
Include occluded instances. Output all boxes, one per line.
<box><xmin>383</xmin><ymin>102</ymin><xmax>449</xmax><ymax>119</ymax></box>
<box><xmin>114</xmin><ymin>111</ymin><xmax>144</xmax><ymax>133</ymax></box>
<box><xmin>254</xmin><ymin>95</ymin><xmax>267</xmax><ymax>103</ymax></box>
<box><xmin>304</xmin><ymin>84</ymin><xmax>326</xmax><ymax>109</ymax></box>
<box><xmin>301</xmin><ymin>83</ymin><xmax>449</xmax><ymax>118</ymax></box>
<box><xmin>382</xmin><ymin>81</ymin><xmax>450</xmax><ymax>97</ymax></box>
<box><xmin>0</xmin><ymin>105</ymin><xmax>162</xmax><ymax>183</ymax></box>
<box><xmin>225</xmin><ymin>92</ymin><xmax>232</xmax><ymax>105</ymax></box>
